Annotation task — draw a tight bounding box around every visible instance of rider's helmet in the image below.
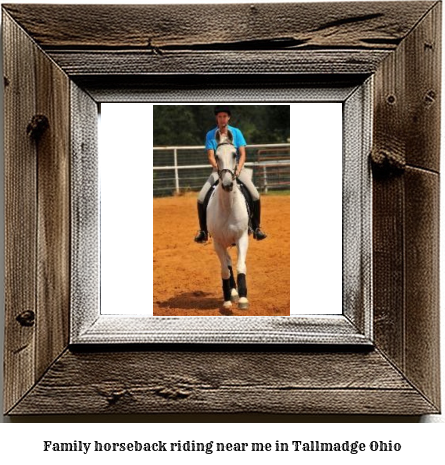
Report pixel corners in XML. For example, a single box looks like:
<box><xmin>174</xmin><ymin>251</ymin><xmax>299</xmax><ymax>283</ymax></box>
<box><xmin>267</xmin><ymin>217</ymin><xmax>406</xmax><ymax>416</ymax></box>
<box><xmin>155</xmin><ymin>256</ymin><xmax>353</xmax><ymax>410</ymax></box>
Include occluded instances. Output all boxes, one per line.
<box><xmin>214</xmin><ymin>105</ymin><xmax>231</xmax><ymax>116</ymax></box>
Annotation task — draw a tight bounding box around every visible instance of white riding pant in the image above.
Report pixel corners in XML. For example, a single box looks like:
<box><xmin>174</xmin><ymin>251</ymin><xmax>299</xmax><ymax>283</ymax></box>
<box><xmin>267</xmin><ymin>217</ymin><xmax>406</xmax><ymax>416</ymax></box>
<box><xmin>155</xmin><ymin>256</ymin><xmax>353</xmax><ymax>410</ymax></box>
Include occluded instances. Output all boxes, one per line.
<box><xmin>197</xmin><ymin>168</ymin><xmax>260</xmax><ymax>204</ymax></box>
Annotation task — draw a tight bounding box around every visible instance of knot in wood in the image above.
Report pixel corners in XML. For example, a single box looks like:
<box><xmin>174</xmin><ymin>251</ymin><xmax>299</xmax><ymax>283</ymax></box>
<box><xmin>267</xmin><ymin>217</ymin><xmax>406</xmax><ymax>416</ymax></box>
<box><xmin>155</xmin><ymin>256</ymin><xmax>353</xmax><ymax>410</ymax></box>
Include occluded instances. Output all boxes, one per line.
<box><xmin>27</xmin><ymin>114</ymin><xmax>49</xmax><ymax>140</ymax></box>
<box><xmin>370</xmin><ymin>149</ymin><xmax>405</xmax><ymax>178</ymax></box>
<box><xmin>96</xmin><ymin>385</ymin><xmax>130</xmax><ymax>405</ymax></box>
<box><xmin>105</xmin><ymin>390</ymin><xmax>128</xmax><ymax>405</ymax></box>
<box><xmin>16</xmin><ymin>310</ymin><xmax>35</xmax><ymax>327</ymax></box>
<box><xmin>154</xmin><ymin>386</ymin><xmax>191</xmax><ymax>400</ymax></box>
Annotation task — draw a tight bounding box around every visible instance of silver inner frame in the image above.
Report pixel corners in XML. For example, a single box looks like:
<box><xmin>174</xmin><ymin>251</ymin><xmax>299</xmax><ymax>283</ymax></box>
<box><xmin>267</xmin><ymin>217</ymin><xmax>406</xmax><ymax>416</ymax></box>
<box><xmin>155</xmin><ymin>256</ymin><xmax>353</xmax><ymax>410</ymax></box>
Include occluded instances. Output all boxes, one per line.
<box><xmin>70</xmin><ymin>80</ymin><xmax>373</xmax><ymax>345</ymax></box>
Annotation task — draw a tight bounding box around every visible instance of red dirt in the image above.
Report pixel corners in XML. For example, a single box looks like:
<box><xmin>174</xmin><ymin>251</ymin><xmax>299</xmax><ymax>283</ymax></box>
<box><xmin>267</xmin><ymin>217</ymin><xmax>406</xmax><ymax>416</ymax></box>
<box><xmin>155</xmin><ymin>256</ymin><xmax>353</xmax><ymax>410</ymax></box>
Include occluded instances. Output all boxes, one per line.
<box><xmin>153</xmin><ymin>194</ymin><xmax>290</xmax><ymax>316</ymax></box>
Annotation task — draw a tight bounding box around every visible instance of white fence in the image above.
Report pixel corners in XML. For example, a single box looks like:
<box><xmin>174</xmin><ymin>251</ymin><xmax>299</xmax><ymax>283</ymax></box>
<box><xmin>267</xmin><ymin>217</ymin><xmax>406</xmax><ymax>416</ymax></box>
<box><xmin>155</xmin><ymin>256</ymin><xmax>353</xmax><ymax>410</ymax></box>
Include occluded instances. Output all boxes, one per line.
<box><xmin>153</xmin><ymin>143</ymin><xmax>290</xmax><ymax>196</ymax></box>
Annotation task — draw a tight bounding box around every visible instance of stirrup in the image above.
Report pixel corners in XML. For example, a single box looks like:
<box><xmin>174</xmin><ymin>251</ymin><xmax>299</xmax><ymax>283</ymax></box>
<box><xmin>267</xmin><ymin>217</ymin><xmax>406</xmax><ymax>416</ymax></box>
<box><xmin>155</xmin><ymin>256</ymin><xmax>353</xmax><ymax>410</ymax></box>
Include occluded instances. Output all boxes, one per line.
<box><xmin>194</xmin><ymin>230</ymin><xmax>208</xmax><ymax>243</ymax></box>
<box><xmin>253</xmin><ymin>228</ymin><xmax>267</xmax><ymax>241</ymax></box>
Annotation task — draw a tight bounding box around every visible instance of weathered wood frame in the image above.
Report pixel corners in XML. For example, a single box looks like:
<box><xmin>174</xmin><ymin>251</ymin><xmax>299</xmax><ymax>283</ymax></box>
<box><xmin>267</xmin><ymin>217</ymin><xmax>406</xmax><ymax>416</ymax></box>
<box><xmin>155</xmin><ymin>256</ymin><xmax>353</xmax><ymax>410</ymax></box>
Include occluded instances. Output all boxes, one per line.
<box><xmin>3</xmin><ymin>2</ymin><xmax>441</xmax><ymax>415</ymax></box>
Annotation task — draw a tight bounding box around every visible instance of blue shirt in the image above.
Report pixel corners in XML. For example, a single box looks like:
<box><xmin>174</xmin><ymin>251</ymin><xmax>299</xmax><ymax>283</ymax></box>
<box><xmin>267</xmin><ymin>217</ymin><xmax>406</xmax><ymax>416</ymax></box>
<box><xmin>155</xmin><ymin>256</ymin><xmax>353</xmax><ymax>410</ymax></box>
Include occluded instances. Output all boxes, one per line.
<box><xmin>205</xmin><ymin>125</ymin><xmax>246</xmax><ymax>159</ymax></box>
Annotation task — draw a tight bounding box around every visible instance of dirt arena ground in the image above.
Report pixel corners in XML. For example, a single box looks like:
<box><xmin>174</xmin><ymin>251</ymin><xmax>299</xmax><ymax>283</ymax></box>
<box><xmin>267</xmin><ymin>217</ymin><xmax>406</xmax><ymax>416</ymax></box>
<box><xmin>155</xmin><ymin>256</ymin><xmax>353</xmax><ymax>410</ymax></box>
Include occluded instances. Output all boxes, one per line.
<box><xmin>153</xmin><ymin>193</ymin><xmax>290</xmax><ymax>316</ymax></box>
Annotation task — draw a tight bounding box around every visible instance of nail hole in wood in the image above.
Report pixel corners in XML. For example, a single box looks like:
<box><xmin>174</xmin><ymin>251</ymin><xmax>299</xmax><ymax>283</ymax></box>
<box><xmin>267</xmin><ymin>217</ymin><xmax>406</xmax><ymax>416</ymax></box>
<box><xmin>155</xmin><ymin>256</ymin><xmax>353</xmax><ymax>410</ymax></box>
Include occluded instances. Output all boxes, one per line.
<box><xmin>425</xmin><ymin>90</ymin><xmax>436</xmax><ymax>105</ymax></box>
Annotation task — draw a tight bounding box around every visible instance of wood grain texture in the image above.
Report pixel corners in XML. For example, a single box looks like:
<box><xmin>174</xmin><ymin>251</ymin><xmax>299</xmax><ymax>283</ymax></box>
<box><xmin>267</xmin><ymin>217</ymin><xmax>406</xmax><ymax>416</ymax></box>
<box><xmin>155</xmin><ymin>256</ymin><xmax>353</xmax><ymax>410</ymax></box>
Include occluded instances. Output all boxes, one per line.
<box><xmin>3</xmin><ymin>12</ymin><xmax>38</xmax><ymax>414</ymax></box>
<box><xmin>3</xmin><ymin>2</ymin><xmax>441</xmax><ymax>416</ymax></box>
<box><xmin>404</xmin><ymin>2</ymin><xmax>441</xmax><ymax>172</ymax></box>
<box><xmin>35</xmin><ymin>44</ymin><xmax>71</xmax><ymax>380</ymax></box>
<box><xmin>47</xmin><ymin>50</ymin><xmax>391</xmax><ymax>77</ymax></box>
<box><xmin>371</xmin><ymin>3</ymin><xmax>441</xmax><ymax>411</ymax></box>
<box><xmin>372</xmin><ymin>1</ymin><xmax>441</xmax><ymax>172</ymax></box>
<box><xmin>372</xmin><ymin>32</ymin><xmax>408</xmax><ymax>368</ymax></box>
<box><xmin>3</xmin><ymin>11</ymin><xmax>71</xmax><ymax>413</ymax></box>
<box><xmin>372</xmin><ymin>176</ymin><xmax>405</xmax><ymax>370</ymax></box>
<box><xmin>3</xmin><ymin>1</ymin><xmax>433</xmax><ymax>79</ymax></box>
<box><xmin>2</xmin><ymin>2</ymin><xmax>435</xmax><ymax>50</ymax></box>
<box><xmin>404</xmin><ymin>168</ymin><xmax>440</xmax><ymax>409</ymax></box>
<box><xmin>8</xmin><ymin>349</ymin><xmax>438</xmax><ymax>415</ymax></box>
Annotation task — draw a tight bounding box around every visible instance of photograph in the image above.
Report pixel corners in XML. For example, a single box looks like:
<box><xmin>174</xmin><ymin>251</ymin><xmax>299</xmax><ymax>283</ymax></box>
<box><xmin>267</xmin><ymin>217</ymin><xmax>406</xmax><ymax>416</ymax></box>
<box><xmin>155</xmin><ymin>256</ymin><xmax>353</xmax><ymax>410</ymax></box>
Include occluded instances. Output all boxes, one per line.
<box><xmin>153</xmin><ymin>104</ymin><xmax>291</xmax><ymax>316</ymax></box>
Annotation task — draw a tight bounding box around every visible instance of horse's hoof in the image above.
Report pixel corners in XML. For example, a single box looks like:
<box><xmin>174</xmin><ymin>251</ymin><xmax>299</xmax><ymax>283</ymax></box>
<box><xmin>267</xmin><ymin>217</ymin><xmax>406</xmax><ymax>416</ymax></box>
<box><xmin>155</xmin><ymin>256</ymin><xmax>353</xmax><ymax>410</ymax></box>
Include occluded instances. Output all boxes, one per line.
<box><xmin>238</xmin><ymin>297</ymin><xmax>249</xmax><ymax>309</ymax></box>
<box><xmin>230</xmin><ymin>288</ymin><xmax>239</xmax><ymax>302</ymax></box>
<box><xmin>223</xmin><ymin>301</ymin><xmax>232</xmax><ymax>309</ymax></box>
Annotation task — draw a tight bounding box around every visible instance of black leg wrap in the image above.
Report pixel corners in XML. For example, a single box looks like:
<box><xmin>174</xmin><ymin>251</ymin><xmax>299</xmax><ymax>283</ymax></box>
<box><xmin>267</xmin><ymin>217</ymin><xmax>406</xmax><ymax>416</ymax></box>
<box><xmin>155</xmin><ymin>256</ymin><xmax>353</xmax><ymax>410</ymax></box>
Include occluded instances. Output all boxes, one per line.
<box><xmin>222</xmin><ymin>278</ymin><xmax>231</xmax><ymax>302</ymax></box>
<box><xmin>228</xmin><ymin>266</ymin><xmax>236</xmax><ymax>289</ymax></box>
<box><xmin>237</xmin><ymin>273</ymin><xmax>247</xmax><ymax>298</ymax></box>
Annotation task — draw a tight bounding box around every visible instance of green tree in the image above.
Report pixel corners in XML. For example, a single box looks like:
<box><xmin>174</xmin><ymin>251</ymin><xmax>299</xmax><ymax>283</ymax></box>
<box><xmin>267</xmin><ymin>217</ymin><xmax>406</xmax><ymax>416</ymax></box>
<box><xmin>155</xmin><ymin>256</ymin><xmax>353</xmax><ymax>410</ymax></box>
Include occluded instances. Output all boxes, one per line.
<box><xmin>153</xmin><ymin>105</ymin><xmax>290</xmax><ymax>146</ymax></box>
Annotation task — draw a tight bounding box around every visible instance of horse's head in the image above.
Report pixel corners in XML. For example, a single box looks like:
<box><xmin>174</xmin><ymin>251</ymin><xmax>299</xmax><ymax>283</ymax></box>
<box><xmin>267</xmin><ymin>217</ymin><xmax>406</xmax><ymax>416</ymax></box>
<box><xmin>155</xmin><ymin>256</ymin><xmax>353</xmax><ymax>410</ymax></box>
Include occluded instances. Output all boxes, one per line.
<box><xmin>215</xmin><ymin>130</ymin><xmax>237</xmax><ymax>192</ymax></box>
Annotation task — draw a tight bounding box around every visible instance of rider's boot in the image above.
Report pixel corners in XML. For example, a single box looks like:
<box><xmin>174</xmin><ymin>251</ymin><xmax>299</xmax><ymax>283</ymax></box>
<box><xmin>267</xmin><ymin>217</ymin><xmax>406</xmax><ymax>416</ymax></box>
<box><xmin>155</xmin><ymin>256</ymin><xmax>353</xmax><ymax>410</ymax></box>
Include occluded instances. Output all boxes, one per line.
<box><xmin>251</xmin><ymin>199</ymin><xmax>267</xmax><ymax>241</ymax></box>
<box><xmin>194</xmin><ymin>201</ymin><xmax>208</xmax><ymax>243</ymax></box>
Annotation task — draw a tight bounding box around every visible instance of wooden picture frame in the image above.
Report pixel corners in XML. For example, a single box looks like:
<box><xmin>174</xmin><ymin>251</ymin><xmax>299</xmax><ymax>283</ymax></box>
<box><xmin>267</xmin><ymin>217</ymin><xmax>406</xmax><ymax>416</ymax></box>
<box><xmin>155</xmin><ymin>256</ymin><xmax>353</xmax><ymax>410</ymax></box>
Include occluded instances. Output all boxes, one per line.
<box><xmin>3</xmin><ymin>2</ymin><xmax>441</xmax><ymax>415</ymax></box>
<box><xmin>71</xmin><ymin>84</ymin><xmax>372</xmax><ymax>344</ymax></box>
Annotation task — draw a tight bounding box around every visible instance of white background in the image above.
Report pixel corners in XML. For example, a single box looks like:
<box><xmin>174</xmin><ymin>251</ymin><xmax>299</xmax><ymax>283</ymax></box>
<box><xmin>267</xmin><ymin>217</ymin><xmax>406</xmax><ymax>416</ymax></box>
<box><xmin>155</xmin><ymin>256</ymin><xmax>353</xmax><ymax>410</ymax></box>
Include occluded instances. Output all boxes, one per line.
<box><xmin>0</xmin><ymin>0</ymin><xmax>444</xmax><ymax>460</ymax></box>
<box><xmin>99</xmin><ymin>104</ymin><xmax>153</xmax><ymax>315</ymax></box>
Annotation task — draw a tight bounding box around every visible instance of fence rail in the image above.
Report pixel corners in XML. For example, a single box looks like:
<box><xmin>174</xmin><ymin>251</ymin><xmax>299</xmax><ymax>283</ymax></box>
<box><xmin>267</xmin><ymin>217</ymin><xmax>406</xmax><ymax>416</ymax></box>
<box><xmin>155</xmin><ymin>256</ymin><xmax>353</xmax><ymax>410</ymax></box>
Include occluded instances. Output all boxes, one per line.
<box><xmin>153</xmin><ymin>143</ymin><xmax>290</xmax><ymax>196</ymax></box>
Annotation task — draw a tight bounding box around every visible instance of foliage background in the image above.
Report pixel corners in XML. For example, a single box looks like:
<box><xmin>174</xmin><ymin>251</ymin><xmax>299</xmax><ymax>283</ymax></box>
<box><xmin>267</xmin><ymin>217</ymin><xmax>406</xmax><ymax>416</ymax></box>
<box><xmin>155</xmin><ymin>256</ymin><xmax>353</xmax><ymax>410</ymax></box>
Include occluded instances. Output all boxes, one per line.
<box><xmin>153</xmin><ymin>105</ymin><xmax>290</xmax><ymax>146</ymax></box>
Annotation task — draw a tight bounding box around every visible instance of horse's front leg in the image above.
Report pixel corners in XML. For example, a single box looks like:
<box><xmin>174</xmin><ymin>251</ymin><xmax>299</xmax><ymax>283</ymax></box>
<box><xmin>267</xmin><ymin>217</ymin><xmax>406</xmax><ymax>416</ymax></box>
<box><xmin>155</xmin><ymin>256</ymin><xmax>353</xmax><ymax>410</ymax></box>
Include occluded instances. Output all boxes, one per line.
<box><xmin>236</xmin><ymin>231</ymin><xmax>249</xmax><ymax>309</ymax></box>
<box><xmin>213</xmin><ymin>241</ymin><xmax>233</xmax><ymax>309</ymax></box>
<box><xmin>225</xmin><ymin>251</ymin><xmax>239</xmax><ymax>303</ymax></box>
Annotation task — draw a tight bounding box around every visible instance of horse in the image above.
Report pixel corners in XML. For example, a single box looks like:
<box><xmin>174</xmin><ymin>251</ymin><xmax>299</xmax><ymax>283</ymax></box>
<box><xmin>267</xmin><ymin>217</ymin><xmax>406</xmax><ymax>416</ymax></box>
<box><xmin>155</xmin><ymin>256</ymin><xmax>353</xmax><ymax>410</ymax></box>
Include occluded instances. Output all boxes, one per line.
<box><xmin>206</xmin><ymin>130</ymin><xmax>250</xmax><ymax>310</ymax></box>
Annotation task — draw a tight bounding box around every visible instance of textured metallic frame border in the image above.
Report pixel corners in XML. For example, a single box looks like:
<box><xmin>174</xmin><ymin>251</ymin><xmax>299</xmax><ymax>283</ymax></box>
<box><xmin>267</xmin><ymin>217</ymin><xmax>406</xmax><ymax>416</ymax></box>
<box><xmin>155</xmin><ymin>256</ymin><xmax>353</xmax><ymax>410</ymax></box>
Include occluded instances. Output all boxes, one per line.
<box><xmin>70</xmin><ymin>80</ymin><xmax>373</xmax><ymax>345</ymax></box>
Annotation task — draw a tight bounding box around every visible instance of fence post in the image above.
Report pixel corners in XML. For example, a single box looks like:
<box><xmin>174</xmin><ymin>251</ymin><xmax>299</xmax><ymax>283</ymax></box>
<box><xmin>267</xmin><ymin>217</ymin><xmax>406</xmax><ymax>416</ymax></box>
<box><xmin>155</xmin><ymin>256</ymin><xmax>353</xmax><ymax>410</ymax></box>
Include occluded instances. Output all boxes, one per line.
<box><xmin>263</xmin><ymin>165</ymin><xmax>268</xmax><ymax>193</ymax></box>
<box><xmin>173</xmin><ymin>148</ymin><xmax>180</xmax><ymax>194</ymax></box>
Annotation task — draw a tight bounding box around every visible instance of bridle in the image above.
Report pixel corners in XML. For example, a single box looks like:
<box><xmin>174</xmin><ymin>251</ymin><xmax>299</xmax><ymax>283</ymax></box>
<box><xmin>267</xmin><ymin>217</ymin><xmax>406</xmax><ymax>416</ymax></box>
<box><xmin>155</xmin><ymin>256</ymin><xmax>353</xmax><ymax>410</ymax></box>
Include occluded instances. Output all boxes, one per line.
<box><xmin>216</xmin><ymin>141</ymin><xmax>238</xmax><ymax>182</ymax></box>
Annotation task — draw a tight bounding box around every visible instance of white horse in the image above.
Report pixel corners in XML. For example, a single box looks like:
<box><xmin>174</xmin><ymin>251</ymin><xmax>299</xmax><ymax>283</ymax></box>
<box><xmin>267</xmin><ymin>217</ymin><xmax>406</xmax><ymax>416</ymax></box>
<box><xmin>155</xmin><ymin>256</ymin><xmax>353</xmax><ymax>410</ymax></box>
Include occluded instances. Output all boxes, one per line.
<box><xmin>207</xmin><ymin>130</ymin><xmax>250</xmax><ymax>310</ymax></box>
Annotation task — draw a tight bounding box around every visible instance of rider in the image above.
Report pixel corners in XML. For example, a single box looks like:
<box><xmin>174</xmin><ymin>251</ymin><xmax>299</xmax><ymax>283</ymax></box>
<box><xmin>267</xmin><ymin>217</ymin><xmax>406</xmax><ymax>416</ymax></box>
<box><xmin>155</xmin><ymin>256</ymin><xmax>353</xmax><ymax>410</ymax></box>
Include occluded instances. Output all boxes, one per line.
<box><xmin>194</xmin><ymin>105</ymin><xmax>267</xmax><ymax>243</ymax></box>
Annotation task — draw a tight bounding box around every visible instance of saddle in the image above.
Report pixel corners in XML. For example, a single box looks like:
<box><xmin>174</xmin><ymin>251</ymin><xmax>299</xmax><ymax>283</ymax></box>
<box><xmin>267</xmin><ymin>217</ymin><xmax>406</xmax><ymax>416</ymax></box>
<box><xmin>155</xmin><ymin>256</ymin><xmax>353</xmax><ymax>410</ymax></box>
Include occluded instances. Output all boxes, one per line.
<box><xmin>205</xmin><ymin>179</ymin><xmax>254</xmax><ymax>232</ymax></box>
